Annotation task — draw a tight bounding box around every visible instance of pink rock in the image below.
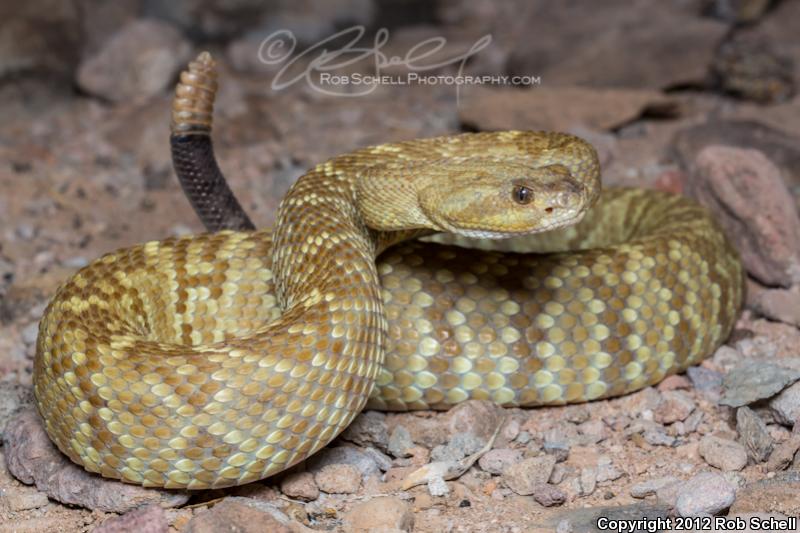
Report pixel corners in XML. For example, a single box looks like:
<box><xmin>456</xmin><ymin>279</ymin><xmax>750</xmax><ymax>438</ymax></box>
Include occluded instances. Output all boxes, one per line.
<box><xmin>279</xmin><ymin>471</ymin><xmax>319</xmax><ymax>501</ymax></box>
<box><xmin>343</xmin><ymin>496</ymin><xmax>414</xmax><ymax>532</ymax></box>
<box><xmin>93</xmin><ymin>504</ymin><xmax>168</xmax><ymax>533</ymax></box>
<box><xmin>688</xmin><ymin>145</ymin><xmax>800</xmax><ymax>286</ymax></box>
<box><xmin>314</xmin><ymin>464</ymin><xmax>362</xmax><ymax>494</ymax></box>
<box><xmin>186</xmin><ymin>498</ymin><xmax>291</xmax><ymax>533</ymax></box>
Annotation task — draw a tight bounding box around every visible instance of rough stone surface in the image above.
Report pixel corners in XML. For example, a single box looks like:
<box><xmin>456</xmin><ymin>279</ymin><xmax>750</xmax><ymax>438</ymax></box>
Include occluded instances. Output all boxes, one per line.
<box><xmin>93</xmin><ymin>504</ymin><xmax>169</xmax><ymax>533</ymax></box>
<box><xmin>737</xmin><ymin>406</ymin><xmax>774</xmax><ymax>463</ymax></box>
<box><xmin>530</xmin><ymin>483</ymin><xmax>567</xmax><ymax>507</ymax></box>
<box><xmin>765</xmin><ymin>435</ymin><xmax>800</xmax><ymax>472</ymax></box>
<box><xmin>306</xmin><ymin>446</ymin><xmax>381</xmax><ymax>479</ymax></box>
<box><xmin>0</xmin><ymin>487</ymin><xmax>49</xmax><ymax>511</ymax></box>
<box><xmin>460</xmin><ymin>86</ymin><xmax>673</xmax><ymax>133</ymax></box>
<box><xmin>675</xmin><ymin>472</ymin><xmax>737</xmax><ymax>517</ymax></box>
<box><xmin>279</xmin><ymin>471</ymin><xmax>319</xmax><ymax>501</ymax></box>
<box><xmin>445</xmin><ymin>400</ymin><xmax>503</xmax><ymax>444</ymax></box>
<box><xmin>720</xmin><ymin>362</ymin><xmax>800</xmax><ymax>408</ymax></box>
<box><xmin>0</xmin><ymin>381</ymin><xmax>33</xmax><ymax>441</ymax></box>
<box><xmin>730</xmin><ymin>471</ymin><xmax>800</xmax><ymax>516</ymax></box>
<box><xmin>388</xmin><ymin>426</ymin><xmax>414</xmax><ymax>458</ymax></box>
<box><xmin>653</xmin><ymin>390</ymin><xmax>695</xmax><ymax>424</ymax></box>
<box><xmin>186</xmin><ymin>498</ymin><xmax>292</xmax><ymax>533</ymax></box>
<box><xmin>687</xmin><ymin>145</ymin><xmax>800</xmax><ymax>287</ymax></box>
<box><xmin>698</xmin><ymin>436</ymin><xmax>749</xmax><ymax>471</ymax></box>
<box><xmin>3</xmin><ymin>408</ymin><xmax>188</xmax><ymax>513</ymax></box>
<box><xmin>769</xmin><ymin>381</ymin><xmax>800</xmax><ymax>427</ymax></box>
<box><xmin>478</xmin><ymin>448</ymin><xmax>523</xmax><ymax>476</ymax></box>
<box><xmin>502</xmin><ymin>456</ymin><xmax>557</xmax><ymax>496</ymax></box>
<box><xmin>314</xmin><ymin>464</ymin><xmax>362</xmax><ymax>494</ymax></box>
<box><xmin>76</xmin><ymin>19</ymin><xmax>191</xmax><ymax>103</ymax></box>
<box><xmin>341</xmin><ymin>411</ymin><xmax>389</xmax><ymax>451</ymax></box>
<box><xmin>630</xmin><ymin>476</ymin><xmax>680</xmax><ymax>499</ymax></box>
<box><xmin>343</xmin><ymin>496</ymin><xmax>414</xmax><ymax>533</ymax></box>
<box><xmin>750</xmin><ymin>287</ymin><xmax>800</xmax><ymax>328</ymax></box>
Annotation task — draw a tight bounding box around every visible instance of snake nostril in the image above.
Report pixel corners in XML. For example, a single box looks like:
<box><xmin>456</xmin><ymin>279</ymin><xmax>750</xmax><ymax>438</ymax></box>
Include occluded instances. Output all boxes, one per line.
<box><xmin>545</xmin><ymin>207</ymin><xmax>554</xmax><ymax>214</ymax></box>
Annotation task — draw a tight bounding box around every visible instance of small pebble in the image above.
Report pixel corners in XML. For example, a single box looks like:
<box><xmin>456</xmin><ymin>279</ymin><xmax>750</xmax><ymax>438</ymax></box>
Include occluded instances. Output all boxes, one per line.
<box><xmin>654</xmin><ymin>390</ymin><xmax>695</xmax><ymax>424</ymax></box>
<box><xmin>737</xmin><ymin>407</ymin><xmax>774</xmax><ymax>463</ymax></box>
<box><xmin>280</xmin><ymin>472</ymin><xmax>319</xmax><ymax>501</ymax></box>
<box><xmin>698</xmin><ymin>436</ymin><xmax>748</xmax><ymax>471</ymax></box>
<box><xmin>0</xmin><ymin>489</ymin><xmax>49</xmax><ymax>511</ymax></box>
<box><xmin>579</xmin><ymin>467</ymin><xmax>597</xmax><ymax>496</ymax></box>
<box><xmin>388</xmin><ymin>426</ymin><xmax>414</xmax><ymax>458</ymax></box>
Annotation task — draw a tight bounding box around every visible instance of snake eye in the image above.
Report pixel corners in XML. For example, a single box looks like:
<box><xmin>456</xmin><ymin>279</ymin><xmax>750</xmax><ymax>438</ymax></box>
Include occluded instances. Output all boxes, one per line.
<box><xmin>513</xmin><ymin>185</ymin><xmax>533</xmax><ymax>205</ymax></box>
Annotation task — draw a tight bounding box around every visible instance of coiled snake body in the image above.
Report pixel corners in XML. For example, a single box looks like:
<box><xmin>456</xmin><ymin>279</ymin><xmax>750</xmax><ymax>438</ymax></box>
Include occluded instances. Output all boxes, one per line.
<box><xmin>34</xmin><ymin>54</ymin><xmax>743</xmax><ymax>489</ymax></box>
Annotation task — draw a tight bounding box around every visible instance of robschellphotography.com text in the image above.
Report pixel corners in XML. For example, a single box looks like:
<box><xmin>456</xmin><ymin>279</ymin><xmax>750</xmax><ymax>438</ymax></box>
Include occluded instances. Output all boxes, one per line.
<box><xmin>596</xmin><ymin>515</ymin><xmax>797</xmax><ymax>532</ymax></box>
<box><xmin>317</xmin><ymin>72</ymin><xmax>542</xmax><ymax>87</ymax></box>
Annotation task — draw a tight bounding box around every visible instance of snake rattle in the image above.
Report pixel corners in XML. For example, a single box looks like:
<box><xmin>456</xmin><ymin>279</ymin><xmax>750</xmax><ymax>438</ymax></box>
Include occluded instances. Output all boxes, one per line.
<box><xmin>33</xmin><ymin>53</ymin><xmax>743</xmax><ymax>489</ymax></box>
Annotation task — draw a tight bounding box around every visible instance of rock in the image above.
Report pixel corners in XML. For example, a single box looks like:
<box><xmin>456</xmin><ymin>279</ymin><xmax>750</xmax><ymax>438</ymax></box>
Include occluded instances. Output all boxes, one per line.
<box><xmin>430</xmin><ymin>432</ymin><xmax>483</xmax><ymax>463</ymax></box>
<box><xmin>93</xmin><ymin>504</ymin><xmax>169</xmax><ymax>533</ymax></box>
<box><xmin>730</xmin><ymin>471</ymin><xmax>800</xmax><ymax>516</ymax></box>
<box><xmin>653</xmin><ymin>390</ymin><xmax>695</xmax><ymax>424</ymax></box>
<box><xmin>545</xmin><ymin>504</ymin><xmax>670</xmax><ymax>533</ymax></box>
<box><xmin>502</xmin><ymin>455</ymin><xmax>557</xmax><ymax>496</ymax></box>
<box><xmin>750</xmin><ymin>287</ymin><xmax>800</xmax><ymax>328</ymax></box>
<box><xmin>737</xmin><ymin>407</ymin><xmax>774</xmax><ymax>463</ymax></box>
<box><xmin>445</xmin><ymin>400</ymin><xmax>503</xmax><ymax>444</ymax></box>
<box><xmin>306</xmin><ymin>446</ymin><xmax>381</xmax><ymax>479</ymax></box>
<box><xmin>643</xmin><ymin>428</ymin><xmax>676</xmax><ymax>447</ymax></box>
<box><xmin>720</xmin><ymin>361</ymin><xmax>800</xmax><ymax>408</ymax></box>
<box><xmin>0</xmin><ymin>382</ymin><xmax>33</xmax><ymax>440</ymax></box>
<box><xmin>531</xmin><ymin>483</ymin><xmax>567</xmax><ymax>507</ymax></box>
<box><xmin>279</xmin><ymin>472</ymin><xmax>319</xmax><ymax>501</ymax></box>
<box><xmin>3</xmin><ymin>409</ymin><xmax>188</xmax><ymax>513</ymax></box>
<box><xmin>460</xmin><ymin>86</ymin><xmax>675</xmax><ymax>133</ymax></box>
<box><xmin>769</xmin><ymin>381</ymin><xmax>800</xmax><ymax>426</ymax></box>
<box><xmin>186</xmin><ymin>497</ymin><xmax>292</xmax><ymax>533</ymax></box>
<box><xmin>576</xmin><ymin>419</ymin><xmax>608</xmax><ymax>444</ymax></box>
<box><xmin>0</xmin><ymin>487</ymin><xmax>49</xmax><ymax>511</ymax></box>
<box><xmin>630</xmin><ymin>476</ymin><xmax>680</xmax><ymax>499</ymax></box>
<box><xmin>0</xmin><ymin>0</ymin><xmax>82</xmax><ymax>79</ymax></box>
<box><xmin>686</xmin><ymin>366</ymin><xmax>724</xmax><ymax>398</ymax></box>
<box><xmin>596</xmin><ymin>457</ymin><xmax>623</xmax><ymax>483</ymax></box>
<box><xmin>506</xmin><ymin>1</ymin><xmax>727</xmax><ymax>89</ymax></box>
<box><xmin>765</xmin><ymin>435</ymin><xmax>800</xmax><ymax>472</ymax></box>
<box><xmin>698</xmin><ymin>436</ymin><xmax>749</xmax><ymax>471</ymax></box>
<box><xmin>478</xmin><ymin>448</ymin><xmax>523</xmax><ymax>476</ymax></box>
<box><xmin>343</xmin><ymin>496</ymin><xmax>414</xmax><ymax>533</ymax></box>
<box><xmin>675</xmin><ymin>472</ymin><xmax>737</xmax><ymax>517</ymax></box>
<box><xmin>543</xmin><ymin>440</ymin><xmax>570</xmax><ymax>463</ymax></box>
<box><xmin>710</xmin><ymin>31</ymin><xmax>795</xmax><ymax>104</ymax></box>
<box><xmin>687</xmin><ymin>145</ymin><xmax>800</xmax><ymax>287</ymax></box>
<box><xmin>657</xmin><ymin>375</ymin><xmax>691</xmax><ymax>392</ymax></box>
<box><xmin>314</xmin><ymin>464</ymin><xmax>361</xmax><ymax>494</ymax></box>
<box><xmin>388</xmin><ymin>425</ymin><xmax>415</xmax><ymax>458</ymax></box>
<box><xmin>579</xmin><ymin>467</ymin><xmax>597</xmax><ymax>496</ymax></box>
<box><xmin>76</xmin><ymin>19</ymin><xmax>191</xmax><ymax>103</ymax></box>
<box><xmin>341</xmin><ymin>411</ymin><xmax>389</xmax><ymax>451</ymax></box>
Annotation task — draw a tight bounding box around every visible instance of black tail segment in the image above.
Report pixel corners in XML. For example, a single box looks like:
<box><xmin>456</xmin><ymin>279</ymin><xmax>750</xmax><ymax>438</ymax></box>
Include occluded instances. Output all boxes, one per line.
<box><xmin>170</xmin><ymin>52</ymin><xmax>255</xmax><ymax>232</ymax></box>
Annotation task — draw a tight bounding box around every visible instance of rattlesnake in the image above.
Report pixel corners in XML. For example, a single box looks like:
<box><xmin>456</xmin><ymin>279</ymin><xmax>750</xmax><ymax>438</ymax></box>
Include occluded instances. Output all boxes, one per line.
<box><xmin>33</xmin><ymin>53</ymin><xmax>743</xmax><ymax>489</ymax></box>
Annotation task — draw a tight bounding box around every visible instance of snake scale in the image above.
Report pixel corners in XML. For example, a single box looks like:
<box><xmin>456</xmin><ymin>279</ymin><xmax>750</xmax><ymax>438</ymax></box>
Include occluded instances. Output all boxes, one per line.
<box><xmin>33</xmin><ymin>53</ymin><xmax>744</xmax><ymax>489</ymax></box>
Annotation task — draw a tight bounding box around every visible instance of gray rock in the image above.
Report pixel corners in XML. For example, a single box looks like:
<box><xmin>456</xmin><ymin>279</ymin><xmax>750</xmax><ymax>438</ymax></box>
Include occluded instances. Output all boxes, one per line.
<box><xmin>687</xmin><ymin>366</ymin><xmax>724</xmax><ymax>397</ymax></box>
<box><xmin>750</xmin><ymin>287</ymin><xmax>800</xmax><ymax>327</ymax></box>
<box><xmin>630</xmin><ymin>476</ymin><xmax>680</xmax><ymax>499</ymax></box>
<box><xmin>765</xmin><ymin>435</ymin><xmax>800</xmax><ymax>472</ymax></box>
<box><xmin>579</xmin><ymin>467</ymin><xmax>597</xmax><ymax>496</ymax></box>
<box><xmin>478</xmin><ymin>448</ymin><xmax>523</xmax><ymax>476</ymax></box>
<box><xmin>720</xmin><ymin>362</ymin><xmax>800</xmax><ymax>408</ymax></box>
<box><xmin>306</xmin><ymin>446</ymin><xmax>380</xmax><ymax>478</ymax></box>
<box><xmin>737</xmin><ymin>407</ymin><xmax>774</xmax><ymax>463</ymax></box>
<box><xmin>768</xmin><ymin>381</ymin><xmax>800</xmax><ymax>426</ymax></box>
<box><xmin>545</xmin><ymin>504</ymin><xmax>670</xmax><ymax>533</ymax></box>
<box><xmin>698</xmin><ymin>436</ymin><xmax>749</xmax><ymax>471</ymax></box>
<box><xmin>340</xmin><ymin>410</ymin><xmax>389</xmax><ymax>451</ymax></box>
<box><xmin>543</xmin><ymin>440</ymin><xmax>571</xmax><ymax>462</ymax></box>
<box><xmin>388</xmin><ymin>425</ymin><xmax>414</xmax><ymax>459</ymax></box>
<box><xmin>675</xmin><ymin>472</ymin><xmax>737</xmax><ymax>517</ymax></box>
<box><xmin>0</xmin><ymin>382</ymin><xmax>33</xmax><ymax>441</ymax></box>
<box><xmin>430</xmin><ymin>432</ymin><xmax>484</xmax><ymax>463</ymax></box>
<box><xmin>643</xmin><ymin>428</ymin><xmax>676</xmax><ymax>447</ymax></box>
<box><xmin>76</xmin><ymin>19</ymin><xmax>191</xmax><ymax>103</ymax></box>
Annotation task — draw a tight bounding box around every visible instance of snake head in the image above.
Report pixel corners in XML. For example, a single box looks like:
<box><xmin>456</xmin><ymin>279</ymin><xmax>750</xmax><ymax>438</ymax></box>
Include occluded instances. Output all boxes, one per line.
<box><xmin>418</xmin><ymin>160</ymin><xmax>594</xmax><ymax>239</ymax></box>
